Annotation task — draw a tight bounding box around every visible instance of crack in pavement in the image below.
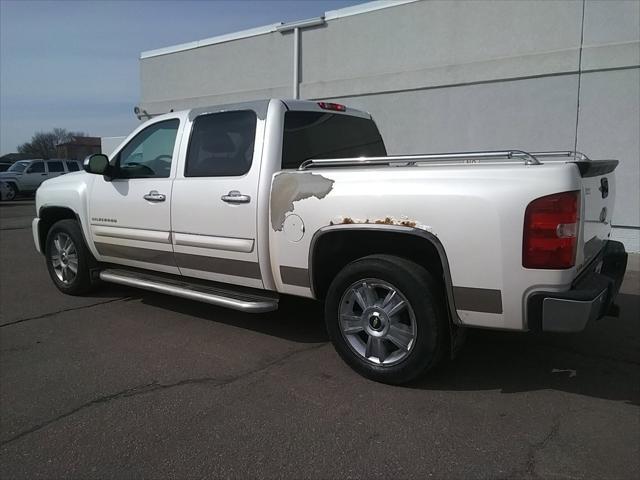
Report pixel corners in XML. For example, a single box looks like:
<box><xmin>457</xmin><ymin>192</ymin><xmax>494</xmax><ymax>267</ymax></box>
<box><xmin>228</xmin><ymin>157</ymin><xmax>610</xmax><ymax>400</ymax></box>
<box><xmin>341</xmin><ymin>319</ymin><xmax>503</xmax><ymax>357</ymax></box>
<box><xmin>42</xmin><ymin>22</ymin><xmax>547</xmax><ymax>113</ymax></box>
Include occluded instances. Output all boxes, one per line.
<box><xmin>0</xmin><ymin>297</ymin><xmax>130</xmax><ymax>328</ymax></box>
<box><xmin>0</xmin><ymin>342</ymin><xmax>328</xmax><ymax>448</ymax></box>
<box><xmin>525</xmin><ymin>414</ymin><xmax>562</xmax><ymax>478</ymax></box>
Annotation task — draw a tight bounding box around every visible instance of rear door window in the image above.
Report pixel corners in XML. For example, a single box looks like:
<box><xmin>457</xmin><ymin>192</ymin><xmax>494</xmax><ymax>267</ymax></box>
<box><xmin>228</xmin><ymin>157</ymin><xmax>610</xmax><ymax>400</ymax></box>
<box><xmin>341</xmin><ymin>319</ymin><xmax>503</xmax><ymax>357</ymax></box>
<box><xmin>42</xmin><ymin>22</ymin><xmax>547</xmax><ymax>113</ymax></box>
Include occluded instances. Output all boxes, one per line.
<box><xmin>66</xmin><ymin>161</ymin><xmax>80</xmax><ymax>172</ymax></box>
<box><xmin>282</xmin><ymin>112</ymin><xmax>386</xmax><ymax>169</ymax></box>
<box><xmin>185</xmin><ymin>110</ymin><xmax>257</xmax><ymax>177</ymax></box>
<box><xmin>47</xmin><ymin>161</ymin><xmax>64</xmax><ymax>172</ymax></box>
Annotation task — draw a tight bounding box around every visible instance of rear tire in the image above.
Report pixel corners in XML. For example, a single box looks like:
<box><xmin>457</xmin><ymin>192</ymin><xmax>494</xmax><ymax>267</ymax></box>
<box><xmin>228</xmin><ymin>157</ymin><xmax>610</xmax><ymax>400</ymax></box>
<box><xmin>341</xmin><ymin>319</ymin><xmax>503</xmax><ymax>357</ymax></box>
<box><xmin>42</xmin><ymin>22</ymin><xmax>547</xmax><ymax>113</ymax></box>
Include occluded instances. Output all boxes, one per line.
<box><xmin>45</xmin><ymin>219</ymin><xmax>97</xmax><ymax>295</ymax></box>
<box><xmin>325</xmin><ymin>254</ymin><xmax>448</xmax><ymax>384</ymax></box>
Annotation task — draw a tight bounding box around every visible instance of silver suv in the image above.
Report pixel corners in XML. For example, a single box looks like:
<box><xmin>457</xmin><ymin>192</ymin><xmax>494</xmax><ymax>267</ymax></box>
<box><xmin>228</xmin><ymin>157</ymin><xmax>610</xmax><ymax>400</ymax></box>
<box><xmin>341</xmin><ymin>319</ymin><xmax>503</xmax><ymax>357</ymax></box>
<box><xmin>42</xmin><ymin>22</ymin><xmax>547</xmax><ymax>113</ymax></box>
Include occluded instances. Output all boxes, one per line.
<box><xmin>0</xmin><ymin>159</ymin><xmax>83</xmax><ymax>201</ymax></box>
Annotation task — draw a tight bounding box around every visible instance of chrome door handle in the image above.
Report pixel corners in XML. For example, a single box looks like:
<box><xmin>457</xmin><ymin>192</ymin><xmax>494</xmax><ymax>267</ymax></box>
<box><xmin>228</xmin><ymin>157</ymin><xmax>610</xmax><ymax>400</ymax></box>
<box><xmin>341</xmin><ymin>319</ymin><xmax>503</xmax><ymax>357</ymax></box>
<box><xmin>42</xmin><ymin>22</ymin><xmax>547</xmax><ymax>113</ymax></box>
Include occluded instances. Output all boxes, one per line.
<box><xmin>143</xmin><ymin>190</ymin><xmax>166</xmax><ymax>202</ymax></box>
<box><xmin>221</xmin><ymin>190</ymin><xmax>251</xmax><ymax>204</ymax></box>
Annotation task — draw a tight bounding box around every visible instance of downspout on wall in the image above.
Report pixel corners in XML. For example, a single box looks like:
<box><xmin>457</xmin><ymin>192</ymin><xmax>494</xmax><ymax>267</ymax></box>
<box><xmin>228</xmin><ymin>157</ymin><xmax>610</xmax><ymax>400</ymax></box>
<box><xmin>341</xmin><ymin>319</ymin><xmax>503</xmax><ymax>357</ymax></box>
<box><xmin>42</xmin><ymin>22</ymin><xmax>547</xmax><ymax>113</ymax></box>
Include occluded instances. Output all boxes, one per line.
<box><xmin>276</xmin><ymin>16</ymin><xmax>326</xmax><ymax>100</ymax></box>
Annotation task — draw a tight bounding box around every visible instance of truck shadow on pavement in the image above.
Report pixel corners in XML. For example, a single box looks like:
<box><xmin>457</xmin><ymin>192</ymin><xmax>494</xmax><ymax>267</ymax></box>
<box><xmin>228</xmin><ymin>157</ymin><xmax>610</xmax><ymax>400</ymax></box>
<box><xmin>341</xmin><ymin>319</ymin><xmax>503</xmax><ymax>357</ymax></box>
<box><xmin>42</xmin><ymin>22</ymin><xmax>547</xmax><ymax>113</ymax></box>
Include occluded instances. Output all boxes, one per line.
<box><xmin>414</xmin><ymin>291</ymin><xmax>640</xmax><ymax>405</ymax></box>
<box><xmin>136</xmin><ymin>289</ymin><xmax>640</xmax><ymax>405</ymax></box>
<box><xmin>137</xmin><ymin>292</ymin><xmax>329</xmax><ymax>344</ymax></box>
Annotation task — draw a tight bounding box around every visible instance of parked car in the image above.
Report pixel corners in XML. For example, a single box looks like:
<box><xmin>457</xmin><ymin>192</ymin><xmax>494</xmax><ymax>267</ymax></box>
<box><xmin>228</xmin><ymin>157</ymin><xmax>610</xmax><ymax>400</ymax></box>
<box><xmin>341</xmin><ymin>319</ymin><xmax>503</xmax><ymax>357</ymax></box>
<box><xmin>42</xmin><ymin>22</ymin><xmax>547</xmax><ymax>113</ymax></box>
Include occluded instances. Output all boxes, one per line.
<box><xmin>31</xmin><ymin>99</ymin><xmax>627</xmax><ymax>384</ymax></box>
<box><xmin>0</xmin><ymin>162</ymin><xmax>12</xmax><ymax>172</ymax></box>
<box><xmin>0</xmin><ymin>159</ymin><xmax>83</xmax><ymax>200</ymax></box>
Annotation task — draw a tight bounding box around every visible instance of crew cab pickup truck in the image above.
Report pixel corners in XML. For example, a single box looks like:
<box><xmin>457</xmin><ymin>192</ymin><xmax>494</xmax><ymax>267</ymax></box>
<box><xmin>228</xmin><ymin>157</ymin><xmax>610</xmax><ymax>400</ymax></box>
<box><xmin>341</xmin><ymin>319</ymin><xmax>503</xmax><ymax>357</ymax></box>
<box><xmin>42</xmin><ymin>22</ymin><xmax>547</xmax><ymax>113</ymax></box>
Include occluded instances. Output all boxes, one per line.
<box><xmin>32</xmin><ymin>99</ymin><xmax>627</xmax><ymax>383</ymax></box>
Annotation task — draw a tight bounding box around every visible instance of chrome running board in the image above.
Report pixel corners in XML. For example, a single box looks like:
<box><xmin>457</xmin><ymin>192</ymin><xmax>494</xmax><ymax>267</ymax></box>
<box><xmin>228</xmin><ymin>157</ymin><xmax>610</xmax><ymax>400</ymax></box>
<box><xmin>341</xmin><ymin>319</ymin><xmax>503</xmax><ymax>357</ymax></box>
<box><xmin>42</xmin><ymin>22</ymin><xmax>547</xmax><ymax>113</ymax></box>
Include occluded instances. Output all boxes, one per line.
<box><xmin>99</xmin><ymin>268</ymin><xmax>279</xmax><ymax>313</ymax></box>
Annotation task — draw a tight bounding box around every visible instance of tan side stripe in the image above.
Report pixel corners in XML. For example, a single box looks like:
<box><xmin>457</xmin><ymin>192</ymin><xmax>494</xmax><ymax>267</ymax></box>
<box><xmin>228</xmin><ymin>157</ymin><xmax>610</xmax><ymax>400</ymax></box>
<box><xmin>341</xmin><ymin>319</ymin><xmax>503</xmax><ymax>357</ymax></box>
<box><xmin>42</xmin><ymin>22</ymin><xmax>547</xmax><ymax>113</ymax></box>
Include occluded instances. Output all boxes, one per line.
<box><xmin>280</xmin><ymin>266</ymin><xmax>310</xmax><ymax>288</ymax></box>
<box><xmin>95</xmin><ymin>242</ymin><xmax>261</xmax><ymax>279</ymax></box>
<box><xmin>175</xmin><ymin>253</ymin><xmax>261</xmax><ymax>279</ymax></box>
<box><xmin>453</xmin><ymin>286</ymin><xmax>503</xmax><ymax>314</ymax></box>
<box><xmin>95</xmin><ymin>242</ymin><xmax>176</xmax><ymax>266</ymax></box>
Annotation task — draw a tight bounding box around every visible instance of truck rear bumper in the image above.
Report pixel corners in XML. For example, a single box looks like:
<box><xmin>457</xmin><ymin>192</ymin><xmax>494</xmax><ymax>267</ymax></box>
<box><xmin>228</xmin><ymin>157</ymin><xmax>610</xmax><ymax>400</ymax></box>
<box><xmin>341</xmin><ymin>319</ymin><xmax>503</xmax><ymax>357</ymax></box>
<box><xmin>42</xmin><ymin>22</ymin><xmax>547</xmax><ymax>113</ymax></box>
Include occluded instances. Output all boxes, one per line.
<box><xmin>527</xmin><ymin>240</ymin><xmax>628</xmax><ymax>333</ymax></box>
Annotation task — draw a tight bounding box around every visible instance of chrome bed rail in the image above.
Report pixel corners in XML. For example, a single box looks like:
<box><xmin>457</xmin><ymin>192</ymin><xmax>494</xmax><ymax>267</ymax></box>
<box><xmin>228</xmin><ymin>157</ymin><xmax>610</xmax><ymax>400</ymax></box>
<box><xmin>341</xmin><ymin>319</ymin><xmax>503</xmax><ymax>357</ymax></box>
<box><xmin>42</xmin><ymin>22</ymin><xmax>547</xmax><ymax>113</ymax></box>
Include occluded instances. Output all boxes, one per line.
<box><xmin>529</xmin><ymin>151</ymin><xmax>591</xmax><ymax>161</ymax></box>
<box><xmin>298</xmin><ymin>150</ymin><xmax>591</xmax><ymax>170</ymax></box>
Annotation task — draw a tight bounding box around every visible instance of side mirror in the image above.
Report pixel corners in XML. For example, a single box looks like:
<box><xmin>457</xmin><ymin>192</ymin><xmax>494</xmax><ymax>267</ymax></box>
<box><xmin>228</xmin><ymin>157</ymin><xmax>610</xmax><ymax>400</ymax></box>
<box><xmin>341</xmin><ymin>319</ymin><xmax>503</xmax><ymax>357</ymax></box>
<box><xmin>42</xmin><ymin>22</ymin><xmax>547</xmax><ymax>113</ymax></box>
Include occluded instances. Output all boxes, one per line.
<box><xmin>84</xmin><ymin>154</ymin><xmax>109</xmax><ymax>175</ymax></box>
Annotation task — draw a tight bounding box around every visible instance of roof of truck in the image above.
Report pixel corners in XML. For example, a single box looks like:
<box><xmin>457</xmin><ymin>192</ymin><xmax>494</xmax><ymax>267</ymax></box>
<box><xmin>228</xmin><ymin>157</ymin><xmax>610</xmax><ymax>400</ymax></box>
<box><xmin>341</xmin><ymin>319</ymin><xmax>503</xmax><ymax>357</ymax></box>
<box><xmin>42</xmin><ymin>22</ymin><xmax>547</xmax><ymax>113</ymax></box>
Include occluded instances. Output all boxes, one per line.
<box><xmin>182</xmin><ymin>99</ymin><xmax>371</xmax><ymax>121</ymax></box>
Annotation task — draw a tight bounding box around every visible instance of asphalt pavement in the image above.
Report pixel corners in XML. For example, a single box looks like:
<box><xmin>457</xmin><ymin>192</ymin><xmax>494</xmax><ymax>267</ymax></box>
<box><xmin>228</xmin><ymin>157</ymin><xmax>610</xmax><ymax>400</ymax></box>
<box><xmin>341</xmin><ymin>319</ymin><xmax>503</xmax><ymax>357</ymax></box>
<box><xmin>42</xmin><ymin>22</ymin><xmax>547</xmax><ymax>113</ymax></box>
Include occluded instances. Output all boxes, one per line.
<box><xmin>1</xmin><ymin>200</ymin><xmax>639</xmax><ymax>479</ymax></box>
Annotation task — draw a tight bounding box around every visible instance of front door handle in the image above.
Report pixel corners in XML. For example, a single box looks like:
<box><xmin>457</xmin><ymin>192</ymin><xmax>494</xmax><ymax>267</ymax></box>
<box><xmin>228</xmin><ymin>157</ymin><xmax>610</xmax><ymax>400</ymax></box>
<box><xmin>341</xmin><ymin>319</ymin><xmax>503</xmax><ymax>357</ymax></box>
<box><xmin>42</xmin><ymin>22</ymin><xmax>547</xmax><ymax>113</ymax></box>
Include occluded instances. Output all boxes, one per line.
<box><xmin>221</xmin><ymin>190</ymin><xmax>251</xmax><ymax>204</ymax></box>
<box><xmin>144</xmin><ymin>190</ymin><xmax>166</xmax><ymax>202</ymax></box>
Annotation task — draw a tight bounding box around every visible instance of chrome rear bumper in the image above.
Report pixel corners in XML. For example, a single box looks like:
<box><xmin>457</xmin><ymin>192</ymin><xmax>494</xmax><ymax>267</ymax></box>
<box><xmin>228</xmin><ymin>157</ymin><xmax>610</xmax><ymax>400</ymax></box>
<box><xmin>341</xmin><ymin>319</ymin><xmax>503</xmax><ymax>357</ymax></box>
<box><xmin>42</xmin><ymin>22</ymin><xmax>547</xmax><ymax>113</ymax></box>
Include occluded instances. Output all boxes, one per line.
<box><xmin>528</xmin><ymin>241</ymin><xmax>628</xmax><ymax>332</ymax></box>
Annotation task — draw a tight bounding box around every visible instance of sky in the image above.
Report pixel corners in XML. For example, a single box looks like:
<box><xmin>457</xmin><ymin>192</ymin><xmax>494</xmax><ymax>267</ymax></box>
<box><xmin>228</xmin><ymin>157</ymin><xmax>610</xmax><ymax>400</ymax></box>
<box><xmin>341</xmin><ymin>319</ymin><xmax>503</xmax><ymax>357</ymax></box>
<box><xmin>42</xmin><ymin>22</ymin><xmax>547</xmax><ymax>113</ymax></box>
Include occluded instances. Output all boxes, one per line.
<box><xmin>0</xmin><ymin>0</ymin><xmax>365</xmax><ymax>155</ymax></box>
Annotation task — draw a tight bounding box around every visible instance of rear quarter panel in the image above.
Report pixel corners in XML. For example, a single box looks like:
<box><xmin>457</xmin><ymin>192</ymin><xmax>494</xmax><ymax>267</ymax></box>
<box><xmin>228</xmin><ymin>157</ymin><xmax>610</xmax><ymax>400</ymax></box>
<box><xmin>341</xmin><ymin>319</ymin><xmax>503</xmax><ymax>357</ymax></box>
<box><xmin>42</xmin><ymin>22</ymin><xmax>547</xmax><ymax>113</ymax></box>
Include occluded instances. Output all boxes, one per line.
<box><xmin>269</xmin><ymin>163</ymin><xmax>582</xmax><ymax>331</ymax></box>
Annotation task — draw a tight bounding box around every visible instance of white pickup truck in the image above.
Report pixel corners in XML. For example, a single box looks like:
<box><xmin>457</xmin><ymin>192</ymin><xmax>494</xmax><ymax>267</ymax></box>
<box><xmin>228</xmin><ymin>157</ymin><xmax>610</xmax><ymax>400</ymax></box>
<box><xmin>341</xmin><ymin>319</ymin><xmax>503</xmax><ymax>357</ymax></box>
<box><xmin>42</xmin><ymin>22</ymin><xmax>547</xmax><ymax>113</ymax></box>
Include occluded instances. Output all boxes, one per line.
<box><xmin>32</xmin><ymin>99</ymin><xmax>627</xmax><ymax>383</ymax></box>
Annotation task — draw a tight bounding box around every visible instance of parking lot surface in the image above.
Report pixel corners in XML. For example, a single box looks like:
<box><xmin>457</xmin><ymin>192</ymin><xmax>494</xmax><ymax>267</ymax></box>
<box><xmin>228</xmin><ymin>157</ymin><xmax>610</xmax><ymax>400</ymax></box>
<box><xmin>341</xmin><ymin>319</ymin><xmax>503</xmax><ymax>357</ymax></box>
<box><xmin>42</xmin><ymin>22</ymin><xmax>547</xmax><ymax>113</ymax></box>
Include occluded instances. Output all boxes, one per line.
<box><xmin>1</xmin><ymin>201</ymin><xmax>639</xmax><ymax>479</ymax></box>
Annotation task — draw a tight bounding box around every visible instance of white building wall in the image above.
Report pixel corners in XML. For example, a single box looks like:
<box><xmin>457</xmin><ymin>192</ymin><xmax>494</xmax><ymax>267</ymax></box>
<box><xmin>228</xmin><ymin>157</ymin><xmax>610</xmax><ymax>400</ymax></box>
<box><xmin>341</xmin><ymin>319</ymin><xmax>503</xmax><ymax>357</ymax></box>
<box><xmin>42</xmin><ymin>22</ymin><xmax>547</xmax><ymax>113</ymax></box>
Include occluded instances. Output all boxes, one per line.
<box><xmin>139</xmin><ymin>0</ymin><xmax>640</xmax><ymax>251</ymax></box>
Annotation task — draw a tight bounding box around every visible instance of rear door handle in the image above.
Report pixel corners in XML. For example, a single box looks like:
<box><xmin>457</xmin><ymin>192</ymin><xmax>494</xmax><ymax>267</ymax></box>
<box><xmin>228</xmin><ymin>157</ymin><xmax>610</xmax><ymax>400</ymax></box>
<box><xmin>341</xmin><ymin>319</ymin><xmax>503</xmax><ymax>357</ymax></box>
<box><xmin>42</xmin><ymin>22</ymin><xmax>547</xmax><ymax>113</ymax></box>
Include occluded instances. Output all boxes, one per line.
<box><xmin>221</xmin><ymin>190</ymin><xmax>251</xmax><ymax>204</ymax></box>
<box><xmin>144</xmin><ymin>190</ymin><xmax>166</xmax><ymax>202</ymax></box>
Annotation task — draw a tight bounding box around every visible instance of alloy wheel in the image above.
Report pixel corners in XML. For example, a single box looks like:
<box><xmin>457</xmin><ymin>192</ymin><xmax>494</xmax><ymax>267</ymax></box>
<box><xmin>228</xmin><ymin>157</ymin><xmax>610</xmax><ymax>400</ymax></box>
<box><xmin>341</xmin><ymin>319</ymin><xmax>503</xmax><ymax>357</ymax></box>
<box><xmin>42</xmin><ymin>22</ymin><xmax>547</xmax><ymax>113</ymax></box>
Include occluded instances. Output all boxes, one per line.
<box><xmin>50</xmin><ymin>232</ymin><xmax>78</xmax><ymax>285</ymax></box>
<box><xmin>339</xmin><ymin>278</ymin><xmax>417</xmax><ymax>366</ymax></box>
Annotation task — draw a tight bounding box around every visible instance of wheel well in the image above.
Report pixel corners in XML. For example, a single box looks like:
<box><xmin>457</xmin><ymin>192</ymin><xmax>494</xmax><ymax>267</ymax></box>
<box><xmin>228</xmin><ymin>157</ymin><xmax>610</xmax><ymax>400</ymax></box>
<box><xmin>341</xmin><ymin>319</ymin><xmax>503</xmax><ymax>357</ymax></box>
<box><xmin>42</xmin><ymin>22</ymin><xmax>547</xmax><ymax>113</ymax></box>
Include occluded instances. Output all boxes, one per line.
<box><xmin>38</xmin><ymin>207</ymin><xmax>78</xmax><ymax>254</ymax></box>
<box><xmin>311</xmin><ymin>229</ymin><xmax>447</xmax><ymax>301</ymax></box>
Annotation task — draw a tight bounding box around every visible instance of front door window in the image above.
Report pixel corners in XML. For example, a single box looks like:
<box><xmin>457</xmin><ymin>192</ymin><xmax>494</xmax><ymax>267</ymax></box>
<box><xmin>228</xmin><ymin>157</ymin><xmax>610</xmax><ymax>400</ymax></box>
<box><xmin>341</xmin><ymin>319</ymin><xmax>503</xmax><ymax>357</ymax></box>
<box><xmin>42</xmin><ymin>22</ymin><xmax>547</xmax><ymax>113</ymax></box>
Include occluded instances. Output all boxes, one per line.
<box><xmin>116</xmin><ymin>119</ymin><xmax>179</xmax><ymax>179</ymax></box>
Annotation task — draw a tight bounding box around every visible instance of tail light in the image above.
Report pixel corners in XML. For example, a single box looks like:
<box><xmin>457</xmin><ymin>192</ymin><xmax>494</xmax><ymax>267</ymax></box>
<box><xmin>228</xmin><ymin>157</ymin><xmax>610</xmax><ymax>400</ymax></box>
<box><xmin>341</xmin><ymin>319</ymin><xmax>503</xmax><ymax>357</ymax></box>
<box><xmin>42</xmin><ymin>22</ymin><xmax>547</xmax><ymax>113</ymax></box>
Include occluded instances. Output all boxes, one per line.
<box><xmin>317</xmin><ymin>102</ymin><xmax>346</xmax><ymax>112</ymax></box>
<box><xmin>523</xmin><ymin>191</ymin><xmax>580</xmax><ymax>269</ymax></box>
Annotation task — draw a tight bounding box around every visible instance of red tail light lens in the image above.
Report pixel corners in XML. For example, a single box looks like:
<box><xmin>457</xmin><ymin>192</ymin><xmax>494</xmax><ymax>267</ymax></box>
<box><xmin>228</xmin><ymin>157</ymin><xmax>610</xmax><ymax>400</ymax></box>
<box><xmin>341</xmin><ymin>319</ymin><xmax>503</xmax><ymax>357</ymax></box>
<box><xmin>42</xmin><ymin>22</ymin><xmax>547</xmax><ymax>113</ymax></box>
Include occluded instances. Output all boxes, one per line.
<box><xmin>317</xmin><ymin>102</ymin><xmax>346</xmax><ymax>112</ymax></box>
<box><xmin>523</xmin><ymin>191</ymin><xmax>580</xmax><ymax>269</ymax></box>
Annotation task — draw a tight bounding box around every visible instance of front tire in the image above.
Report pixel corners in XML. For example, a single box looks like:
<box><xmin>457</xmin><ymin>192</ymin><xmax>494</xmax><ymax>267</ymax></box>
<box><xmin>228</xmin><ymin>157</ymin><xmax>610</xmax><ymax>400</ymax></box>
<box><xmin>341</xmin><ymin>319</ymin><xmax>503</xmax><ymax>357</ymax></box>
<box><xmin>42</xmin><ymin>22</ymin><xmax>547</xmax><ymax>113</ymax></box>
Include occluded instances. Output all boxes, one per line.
<box><xmin>4</xmin><ymin>183</ymin><xmax>17</xmax><ymax>201</ymax></box>
<box><xmin>325</xmin><ymin>255</ymin><xmax>448</xmax><ymax>384</ymax></box>
<box><xmin>45</xmin><ymin>219</ymin><xmax>97</xmax><ymax>295</ymax></box>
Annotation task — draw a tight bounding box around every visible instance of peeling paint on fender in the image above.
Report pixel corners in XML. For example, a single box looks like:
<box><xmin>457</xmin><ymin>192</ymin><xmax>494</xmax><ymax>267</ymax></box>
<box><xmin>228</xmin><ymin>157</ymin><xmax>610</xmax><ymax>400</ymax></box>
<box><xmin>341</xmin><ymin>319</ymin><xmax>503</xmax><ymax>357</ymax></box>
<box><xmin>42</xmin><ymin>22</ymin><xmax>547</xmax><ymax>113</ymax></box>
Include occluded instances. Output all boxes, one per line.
<box><xmin>271</xmin><ymin>172</ymin><xmax>335</xmax><ymax>231</ymax></box>
<box><xmin>329</xmin><ymin>215</ymin><xmax>427</xmax><ymax>230</ymax></box>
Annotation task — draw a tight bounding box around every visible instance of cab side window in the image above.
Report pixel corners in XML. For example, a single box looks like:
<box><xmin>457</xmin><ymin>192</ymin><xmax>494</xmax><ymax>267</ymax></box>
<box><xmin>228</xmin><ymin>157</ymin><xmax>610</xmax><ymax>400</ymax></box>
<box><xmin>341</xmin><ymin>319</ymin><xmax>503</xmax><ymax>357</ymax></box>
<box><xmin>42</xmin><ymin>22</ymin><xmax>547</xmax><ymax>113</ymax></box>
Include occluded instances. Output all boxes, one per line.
<box><xmin>116</xmin><ymin>119</ymin><xmax>179</xmax><ymax>179</ymax></box>
<box><xmin>185</xmin><ymin>111</ymin><xmax>256</xmax><ymax>177</ymax></box>
<box><xmin>27</xmin><ymin>162</ymin><xmax>45</xmax><ymax>173</ymax></box>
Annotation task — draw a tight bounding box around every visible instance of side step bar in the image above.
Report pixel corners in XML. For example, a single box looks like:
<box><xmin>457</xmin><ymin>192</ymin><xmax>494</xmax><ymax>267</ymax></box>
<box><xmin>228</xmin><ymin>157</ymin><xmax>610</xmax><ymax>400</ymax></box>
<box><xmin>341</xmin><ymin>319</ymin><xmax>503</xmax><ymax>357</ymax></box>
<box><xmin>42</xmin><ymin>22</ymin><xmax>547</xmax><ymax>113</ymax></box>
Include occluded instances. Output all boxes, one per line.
<box><xmin>99</xmin><ymin>268</ymin><xmax>279</xmax><ymax>313</ymax></box>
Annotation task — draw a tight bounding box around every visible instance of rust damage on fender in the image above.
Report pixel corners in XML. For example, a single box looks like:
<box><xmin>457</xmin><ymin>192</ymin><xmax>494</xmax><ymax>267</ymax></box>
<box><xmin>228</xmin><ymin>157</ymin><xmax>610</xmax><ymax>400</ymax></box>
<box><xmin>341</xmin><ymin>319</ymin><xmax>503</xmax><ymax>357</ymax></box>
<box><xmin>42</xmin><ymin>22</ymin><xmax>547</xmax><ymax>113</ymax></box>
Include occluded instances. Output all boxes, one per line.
<box><xmin>271</xmin><ymin>172</ymin><xmax>335</xmax><ymax>231</ymax></box>
<box><xmin>330</xmin><ymin>216</ymin><xmax>418</xmax><ymax>228</ymax></box>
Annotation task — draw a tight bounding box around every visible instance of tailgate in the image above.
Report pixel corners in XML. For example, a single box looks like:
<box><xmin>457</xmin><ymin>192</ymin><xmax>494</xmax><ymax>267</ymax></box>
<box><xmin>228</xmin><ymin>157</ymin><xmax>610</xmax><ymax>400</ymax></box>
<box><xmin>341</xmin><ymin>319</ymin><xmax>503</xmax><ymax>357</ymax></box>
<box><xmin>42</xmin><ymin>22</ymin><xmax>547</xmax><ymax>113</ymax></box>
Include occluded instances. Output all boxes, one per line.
<box><xmin>576</xmin><ymin>160</ymin><xmax>618</xmax><ymax>268</ymax></box>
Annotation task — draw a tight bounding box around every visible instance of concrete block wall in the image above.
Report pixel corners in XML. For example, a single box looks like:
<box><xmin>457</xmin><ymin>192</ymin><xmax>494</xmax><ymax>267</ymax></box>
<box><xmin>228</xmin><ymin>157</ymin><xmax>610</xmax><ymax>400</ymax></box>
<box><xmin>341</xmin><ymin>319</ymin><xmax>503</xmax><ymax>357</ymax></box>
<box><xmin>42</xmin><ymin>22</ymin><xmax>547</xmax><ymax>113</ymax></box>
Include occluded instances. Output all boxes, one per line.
<box><xmin>139</xmin><ymin>0</ymin><xmax>640</xmax><ymax>251</ymax></box>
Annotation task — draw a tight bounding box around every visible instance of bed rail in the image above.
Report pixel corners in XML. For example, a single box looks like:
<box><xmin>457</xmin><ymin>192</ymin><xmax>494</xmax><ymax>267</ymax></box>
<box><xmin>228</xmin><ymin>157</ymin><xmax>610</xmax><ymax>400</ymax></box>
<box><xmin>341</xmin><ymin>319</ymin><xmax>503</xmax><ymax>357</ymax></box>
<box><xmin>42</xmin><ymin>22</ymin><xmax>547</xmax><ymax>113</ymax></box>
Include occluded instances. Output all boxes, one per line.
<box><xmin>298</xmin><ymin>150</ymin><xmax>591</xmax><ymax>171</ymax></box>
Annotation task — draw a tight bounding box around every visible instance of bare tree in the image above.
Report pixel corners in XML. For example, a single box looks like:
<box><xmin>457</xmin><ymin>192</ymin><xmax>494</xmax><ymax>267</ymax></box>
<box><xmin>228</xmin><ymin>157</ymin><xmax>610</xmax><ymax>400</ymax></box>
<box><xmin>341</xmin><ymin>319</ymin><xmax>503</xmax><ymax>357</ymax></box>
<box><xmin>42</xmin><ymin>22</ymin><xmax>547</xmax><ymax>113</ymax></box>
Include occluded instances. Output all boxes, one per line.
<box><xmin>17</xmin><ymin>128</ymin><xmax>88</xmax><ymax>159</ymax></box>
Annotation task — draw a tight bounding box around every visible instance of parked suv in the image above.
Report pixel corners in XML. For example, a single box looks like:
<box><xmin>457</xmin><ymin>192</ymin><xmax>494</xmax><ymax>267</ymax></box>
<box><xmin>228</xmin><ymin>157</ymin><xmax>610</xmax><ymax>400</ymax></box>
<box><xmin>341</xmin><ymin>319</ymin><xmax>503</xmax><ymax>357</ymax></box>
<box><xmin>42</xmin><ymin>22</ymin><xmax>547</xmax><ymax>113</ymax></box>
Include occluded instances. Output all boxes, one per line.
<box><xmin>0</xmin><ymin>159</ymin><xmax>83</xmax><ymax>200</ymax></box>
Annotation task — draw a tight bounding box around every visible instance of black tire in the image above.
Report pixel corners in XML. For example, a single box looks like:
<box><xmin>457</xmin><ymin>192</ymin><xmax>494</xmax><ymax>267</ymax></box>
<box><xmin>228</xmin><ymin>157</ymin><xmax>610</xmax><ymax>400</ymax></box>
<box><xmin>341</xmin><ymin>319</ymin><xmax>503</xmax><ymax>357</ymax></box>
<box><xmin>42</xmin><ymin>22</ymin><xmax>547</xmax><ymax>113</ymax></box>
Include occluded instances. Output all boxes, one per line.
<box><xmin>325</xmin><ymin>254</ymin><xmax>448</xmax><ymax>384</ymax></box>
<box><xmin>45</xmin><ymin>219</ymin><xmax>97</xmax><ymax>295</ymax></box>
<box><xmin>4</xmin><ymin>183</ymin><xmax>17</xmax><ymax>201</ymax></box>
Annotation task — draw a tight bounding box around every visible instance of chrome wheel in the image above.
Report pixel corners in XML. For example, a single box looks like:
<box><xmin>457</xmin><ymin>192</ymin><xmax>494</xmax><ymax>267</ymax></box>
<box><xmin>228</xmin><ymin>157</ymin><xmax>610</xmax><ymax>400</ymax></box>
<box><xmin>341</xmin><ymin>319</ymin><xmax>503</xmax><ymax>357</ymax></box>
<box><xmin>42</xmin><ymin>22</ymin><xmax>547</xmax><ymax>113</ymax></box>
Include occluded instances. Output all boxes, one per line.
<box><xmin>50</xmin><ymin>232</ymin><xmax>78</xmax><ymax>285</ymax></box>
<box><xmin>339</xmin><ymin>278</ymin><xmax>417</xmax><ymax>366</ymax></box>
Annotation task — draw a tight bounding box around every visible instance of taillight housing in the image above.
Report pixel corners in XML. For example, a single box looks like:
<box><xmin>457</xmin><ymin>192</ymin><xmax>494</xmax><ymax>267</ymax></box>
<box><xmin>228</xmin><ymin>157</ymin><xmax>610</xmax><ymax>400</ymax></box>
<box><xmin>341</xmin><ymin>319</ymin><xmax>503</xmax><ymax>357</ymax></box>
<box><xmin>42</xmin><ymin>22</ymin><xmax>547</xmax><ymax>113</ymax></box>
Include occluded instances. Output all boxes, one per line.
<box><xmin>523</xmin><ymin>191</ymin><xmax>580</xmax><ymax>269</ymax></box>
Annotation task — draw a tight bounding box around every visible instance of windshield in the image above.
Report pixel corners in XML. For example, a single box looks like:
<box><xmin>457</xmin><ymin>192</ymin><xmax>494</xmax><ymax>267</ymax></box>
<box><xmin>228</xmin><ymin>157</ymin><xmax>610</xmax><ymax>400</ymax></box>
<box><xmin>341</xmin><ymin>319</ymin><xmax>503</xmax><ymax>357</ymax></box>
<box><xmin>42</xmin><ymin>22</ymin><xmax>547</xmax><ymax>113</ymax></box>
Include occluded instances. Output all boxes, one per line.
<box><xmin>7</xmin><ymin>161</ymin><xmax>29</xmax><ymax>173</ymax></box>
